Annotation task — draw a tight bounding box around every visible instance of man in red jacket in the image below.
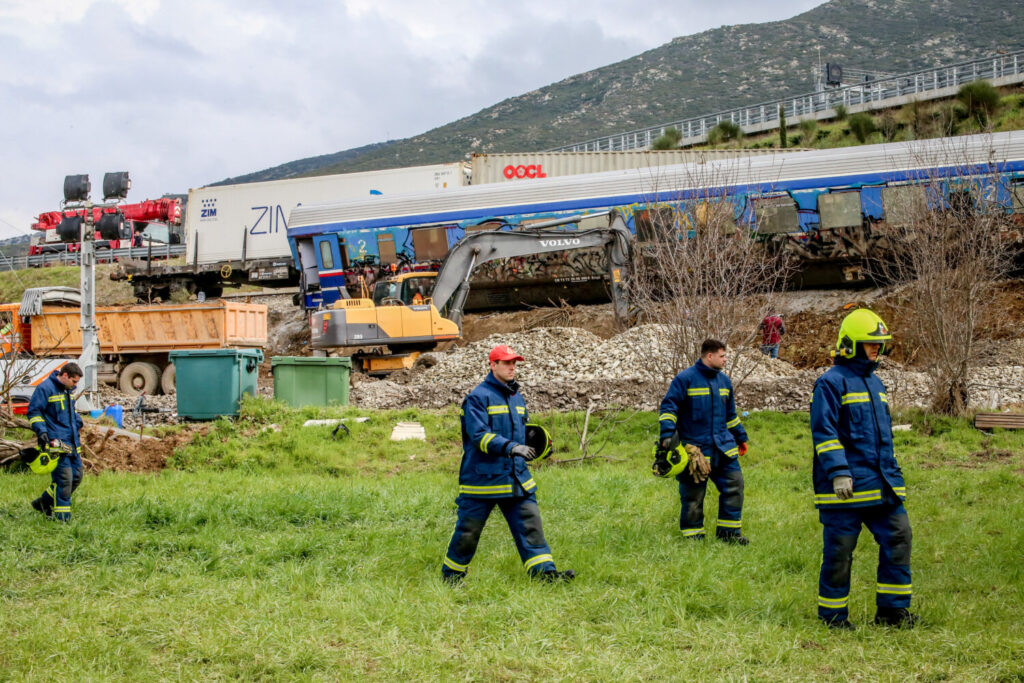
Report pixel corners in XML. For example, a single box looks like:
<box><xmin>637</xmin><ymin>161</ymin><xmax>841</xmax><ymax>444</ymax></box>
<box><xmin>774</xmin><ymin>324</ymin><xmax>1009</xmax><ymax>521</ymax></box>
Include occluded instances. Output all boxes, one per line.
<box><xmin>760</xmin><ymin>313</ymin><xmax>786</xmax><ymax>359</ymax></box>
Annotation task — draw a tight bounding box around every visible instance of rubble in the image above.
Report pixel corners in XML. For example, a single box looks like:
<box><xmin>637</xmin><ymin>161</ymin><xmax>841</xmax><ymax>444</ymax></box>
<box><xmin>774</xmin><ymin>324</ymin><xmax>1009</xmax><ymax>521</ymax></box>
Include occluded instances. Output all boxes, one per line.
<box><xmin>352</xmin><ymin>324</ymin><xmax>1024</xmax><ymax>413</ymax></box>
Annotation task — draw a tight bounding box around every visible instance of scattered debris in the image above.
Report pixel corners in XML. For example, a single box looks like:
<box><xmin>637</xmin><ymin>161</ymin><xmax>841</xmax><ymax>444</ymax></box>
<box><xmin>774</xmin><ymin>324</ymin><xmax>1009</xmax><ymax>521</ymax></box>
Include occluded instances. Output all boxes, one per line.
<box><xmin>302</xmin><ymin>418</ymin><xmax>370</xmax><ymax>427</ymax></box>
<box><xmin>390</xmin><ymin>422</ymin><xmax>426</xmax><ymax>441</ymax></box>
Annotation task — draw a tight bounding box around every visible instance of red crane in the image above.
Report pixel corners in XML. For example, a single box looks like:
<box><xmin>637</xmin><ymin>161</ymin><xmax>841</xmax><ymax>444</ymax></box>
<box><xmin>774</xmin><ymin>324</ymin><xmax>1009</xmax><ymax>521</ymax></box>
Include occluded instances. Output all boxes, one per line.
<box><xmin>30</xmin><ymin>197</ymin><xmax>182</xmax><ymax>255</ymax></box>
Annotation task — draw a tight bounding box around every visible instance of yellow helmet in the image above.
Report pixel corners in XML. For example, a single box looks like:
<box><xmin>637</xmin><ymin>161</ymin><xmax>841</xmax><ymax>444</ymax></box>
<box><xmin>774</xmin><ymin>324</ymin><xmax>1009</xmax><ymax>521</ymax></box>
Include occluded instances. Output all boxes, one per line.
<box><xmin>652</xmin><ymin>433</ymin><xmax>690</xmax><ymax>478</ymax></box>
<box><xmin>24</xmin><ymin>446</ymin><xmax>59</xmax><ymax>475</ymax></box>
<box><xmin>835</xmin><ymin>308</ymin><xmax>892</xmax><ymax>359</ymax></box>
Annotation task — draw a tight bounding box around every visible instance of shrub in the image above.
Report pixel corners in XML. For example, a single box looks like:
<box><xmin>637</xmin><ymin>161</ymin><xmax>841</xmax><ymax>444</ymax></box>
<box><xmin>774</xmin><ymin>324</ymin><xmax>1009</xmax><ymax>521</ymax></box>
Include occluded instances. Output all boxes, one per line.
<box><xmin>848</xmin><ymin>112</ymin><xmax>876</xmax><ymax>143</ymax></box>
<box><xmin>708</xmin><ymin>120</ymin><xmax>743</xmax><ymax>145</ymax></box>
<box><xmin>957</xmin><ymin>80</ymin><xmax>1000</xmax><ymax>127</ymax></box>
<box><xmin>833</xmin><ymin>104</ymin><xmax>848</xmax><ymax>121</ymax></box>
<box><xmin>652</xmin><ymin>127</ymin><xmax>682</xmax><ymax>150</ymax></box>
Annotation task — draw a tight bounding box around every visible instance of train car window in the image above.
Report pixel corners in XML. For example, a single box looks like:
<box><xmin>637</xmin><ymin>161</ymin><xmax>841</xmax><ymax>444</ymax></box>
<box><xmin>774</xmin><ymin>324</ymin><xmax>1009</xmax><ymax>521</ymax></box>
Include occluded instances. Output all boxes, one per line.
<box><xmin>881</xmin><ymin>185</ymin><xmax>927</xmax><ymax>227</ymax></box>
<box><xmin>817</xmin><ymin>191</ymin><xmax>862</xmax><ymax>230</ymax></box>
<box><xmin>751</xmin><ymin>195</ymin><xmax>799</xmax><ymax>235</ymax></box>
<box><xmin>1012</xmin><ymin>180</ymin><xmax>1024</xmax><ymax>214</ymax></box>
<box><xmin>377</xmin><ymin>233</ymin><xmax>397</xmax><ymax>264</ymax></box>
<box><xmin>691</xmin><ymin>201</ymin><xmax>738</xmax><ymax>235</ymax></box>
<box><xmin>412</xmin><ymin>227</ymin><xmax>448</xmax><ymax>260</ymax></box>
<box><xmin>947</xmin><ymin>188</ymin><xmax>977</xmax><ymax>215</ymax></box>
<box><xmin>319</xmin><ymin>240</ymin><xmax>334</xmax><ymax>270</ymax></box>
<box><xmin>634</xmin><ymin>207</ymin><xmax>677</xmax><ymax>242</ymax></box>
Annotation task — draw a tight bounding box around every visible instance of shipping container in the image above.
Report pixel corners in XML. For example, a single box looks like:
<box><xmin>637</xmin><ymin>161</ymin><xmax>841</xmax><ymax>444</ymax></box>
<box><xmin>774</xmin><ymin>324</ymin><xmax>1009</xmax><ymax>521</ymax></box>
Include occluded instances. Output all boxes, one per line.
<box><xmin>184</xmin><ymin>162</ymin><xmax>469</xmax><ymax>266</ymax></box>
<box><xmin>470</xmin><ymin>148</ymin><xmax>804</xmax><ymax>185</ymax></box>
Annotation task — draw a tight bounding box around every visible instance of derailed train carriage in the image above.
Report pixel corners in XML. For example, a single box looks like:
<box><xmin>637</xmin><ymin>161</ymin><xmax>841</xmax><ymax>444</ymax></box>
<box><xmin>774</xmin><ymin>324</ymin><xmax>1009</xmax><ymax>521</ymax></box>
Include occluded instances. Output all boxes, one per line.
<box><xmin>287</xmin><ymin>131</ymin><xmax>1024</xmax><ymax>311</ymax></box>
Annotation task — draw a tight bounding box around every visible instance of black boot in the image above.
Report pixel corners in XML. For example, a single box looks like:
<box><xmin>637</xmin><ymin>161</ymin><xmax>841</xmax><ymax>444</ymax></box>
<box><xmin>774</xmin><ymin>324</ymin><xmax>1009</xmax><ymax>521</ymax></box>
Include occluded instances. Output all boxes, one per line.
<box><xmin>874</xmin><ymin>607</ymin><xmax>918</xmax><ymax>629</ymax></box>
<box><xmin>821</xmin><ymin>616</ymin><xmax>856</xmax><ymax>631</ymax></box>
<box><xmin>717</xmin><ymin>533</ymin><xmax>750</xmax><ymax>546</ymax></box>
<box><xmin>31</xmin><ymin>497</ymin><xmax>53</xmax><ymax>517</ymax></box>
<box><xmin>441</xmin><ymin>572</ymin><xmax>465</xmax><ymax>586</ymax></box>
<box><xmin>537</xmin><ymin>569</ymin><xmax>576</xmax><ymax>583</ymax></box>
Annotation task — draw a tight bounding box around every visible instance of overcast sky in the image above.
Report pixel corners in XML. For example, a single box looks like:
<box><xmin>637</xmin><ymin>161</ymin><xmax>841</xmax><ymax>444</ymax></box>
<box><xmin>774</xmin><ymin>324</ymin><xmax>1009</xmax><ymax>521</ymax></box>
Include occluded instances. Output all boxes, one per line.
<box><xmin>0</xmin><ymin>0</ymin><xmax>826</xmax><ymax>239</ymax></box>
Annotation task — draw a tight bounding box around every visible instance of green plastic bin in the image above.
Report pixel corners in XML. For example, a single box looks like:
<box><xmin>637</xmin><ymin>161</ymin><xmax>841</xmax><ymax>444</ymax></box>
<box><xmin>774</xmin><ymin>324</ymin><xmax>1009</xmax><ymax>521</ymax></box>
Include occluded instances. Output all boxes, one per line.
<box><xmin>272</xmin><ymin>356</ymin><xmax>352</xmax><ymax>407</ymax></box>
<box><xmin>169</xmin><ymin>348</ymin><xmax>264</xmax><ymax>419</ymax></box>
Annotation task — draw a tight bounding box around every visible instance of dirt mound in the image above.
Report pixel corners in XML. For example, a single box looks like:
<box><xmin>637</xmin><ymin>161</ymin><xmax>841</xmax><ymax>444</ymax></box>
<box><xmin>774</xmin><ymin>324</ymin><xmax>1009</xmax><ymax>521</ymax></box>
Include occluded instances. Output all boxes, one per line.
<box><xmin>80</xmin><ymin>426</ymin><xmax>207</xmax><ymax>473</ymax></box>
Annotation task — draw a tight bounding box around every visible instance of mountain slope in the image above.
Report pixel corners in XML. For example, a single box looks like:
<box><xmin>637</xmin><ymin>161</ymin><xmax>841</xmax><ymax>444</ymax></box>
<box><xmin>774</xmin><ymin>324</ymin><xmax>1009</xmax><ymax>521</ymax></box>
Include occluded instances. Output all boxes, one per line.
<box><xmin>219</xmin><ymin>0</ymin><xmax>1024</xmax><ymax>184</ymax></box>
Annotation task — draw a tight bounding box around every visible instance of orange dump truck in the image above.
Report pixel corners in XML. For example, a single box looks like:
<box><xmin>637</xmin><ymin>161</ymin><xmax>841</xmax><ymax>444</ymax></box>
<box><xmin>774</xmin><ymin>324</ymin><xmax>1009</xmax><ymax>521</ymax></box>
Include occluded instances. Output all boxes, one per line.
<box><xmin>0</xmin><ymin>288</ymin><xmax>267</xmax><ymax>395</ymax></box>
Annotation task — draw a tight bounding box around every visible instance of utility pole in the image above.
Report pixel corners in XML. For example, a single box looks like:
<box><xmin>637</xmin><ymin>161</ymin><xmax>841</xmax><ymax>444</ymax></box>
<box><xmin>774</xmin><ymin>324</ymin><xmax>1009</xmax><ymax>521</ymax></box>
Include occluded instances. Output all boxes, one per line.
<box><xmin>59</xmin><ymin>171</ymin><xmax>131</xmax><ymax>411</ymax></box>
<box><xmin>79</xmin><ymin>199</ymin><xmax>98</xmax><ymax>408</ymax></box>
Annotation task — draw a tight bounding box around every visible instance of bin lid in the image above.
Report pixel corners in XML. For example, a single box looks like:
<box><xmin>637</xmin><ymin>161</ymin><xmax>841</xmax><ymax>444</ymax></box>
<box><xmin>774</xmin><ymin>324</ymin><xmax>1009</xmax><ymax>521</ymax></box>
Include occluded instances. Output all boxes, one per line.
<box><xmin>272</xmin><ymin>356</ymin><xmax>352</xmax><ymax>367</ymax></box>
<box><xmin>170</xmin><ymin>348</ymin><xmax>264</xmax><ymax>360</ymax></box>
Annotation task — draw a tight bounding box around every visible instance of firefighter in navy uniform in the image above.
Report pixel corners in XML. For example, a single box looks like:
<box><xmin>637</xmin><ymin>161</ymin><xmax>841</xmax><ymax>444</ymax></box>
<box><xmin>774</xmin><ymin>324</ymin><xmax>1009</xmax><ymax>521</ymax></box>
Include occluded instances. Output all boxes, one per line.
<box><xmin>811</xmin><ymin>309</ymin><xmax>917</xmax><ymax>630</ymax></box>
<box><xmin>441</xmin><ymin>344</ymin><xmax>574</xmax><ymax>583</ymax></box>
<box><xmin>27</xmin><ymin>363</ymin><xmax>84</xmax><ymax>522</ymax></box>
<box><xmin>658</xmin><ymin>339</ymin><xmax>750</xmax><ymax>543</ymax></box>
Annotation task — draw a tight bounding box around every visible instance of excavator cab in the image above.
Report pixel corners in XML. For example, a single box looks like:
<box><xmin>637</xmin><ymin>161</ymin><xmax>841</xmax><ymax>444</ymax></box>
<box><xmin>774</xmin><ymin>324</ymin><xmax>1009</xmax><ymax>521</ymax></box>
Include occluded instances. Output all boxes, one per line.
<box><xmin>316</xmin><ymin>271</ymin><xmax>458</xmax><ymax>374</ymax></box>
<box><xmin>371</xmin><ymin>274</ymin><xmax>436</xmax><ymax>306</ymax></box>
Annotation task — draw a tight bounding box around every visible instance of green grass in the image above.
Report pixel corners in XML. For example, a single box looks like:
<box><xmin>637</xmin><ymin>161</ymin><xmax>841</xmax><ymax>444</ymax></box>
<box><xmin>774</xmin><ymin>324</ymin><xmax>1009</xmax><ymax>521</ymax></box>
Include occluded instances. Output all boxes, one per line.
<box><xmin>0</xmin><ymin>264</ymin><xmax>134</xmax><ymax>305</ymax></box>
<box><xmin>1</xmin><ymin>403</ymin><xmax>1023</xmax><ymax>681</ymax></box>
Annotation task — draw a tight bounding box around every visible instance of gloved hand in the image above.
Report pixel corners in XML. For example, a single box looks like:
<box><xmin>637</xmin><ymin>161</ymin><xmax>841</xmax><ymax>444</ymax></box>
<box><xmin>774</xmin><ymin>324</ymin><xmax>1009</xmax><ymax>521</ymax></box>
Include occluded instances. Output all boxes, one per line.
<box><xmin>510</xmin><ymin>444</ymin><xmax>536</xmax><ymax>460</ymax></box>
<box><xmin>37</xmin><ymin>432</ymin><xmax>50</xmax><ymax>450</ymax></box>
<box><xmin>685</xmin><ymin>444</ymin><xmax>710</xmax><ymax>482</ymax></box>
<box><xmin>833</xmin><ymin>476</ymin><xmax>854</xmax><ymax>500</ymax></box>
<box><xmin>738</xmin><ymin>442</ymin><xmax>748</xmax><ymax>457</ymax></box>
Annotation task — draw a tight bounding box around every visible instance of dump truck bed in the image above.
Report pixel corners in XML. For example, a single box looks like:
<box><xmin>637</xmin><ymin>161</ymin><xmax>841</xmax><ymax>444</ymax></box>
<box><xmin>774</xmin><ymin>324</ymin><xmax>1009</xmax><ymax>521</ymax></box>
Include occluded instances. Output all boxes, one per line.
<box><xmin>24</xmin><ymin>301</ymin><xmax>267</xmax><ymax>355</ymax></box>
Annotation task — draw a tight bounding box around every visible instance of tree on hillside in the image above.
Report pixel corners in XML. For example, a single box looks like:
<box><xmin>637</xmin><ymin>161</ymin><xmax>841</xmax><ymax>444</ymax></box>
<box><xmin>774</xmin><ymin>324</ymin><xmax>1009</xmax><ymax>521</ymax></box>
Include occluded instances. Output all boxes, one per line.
<box><xmin>870</xmin><ymin>138</ymin><xmax>1015</xmax><ymax>415</ymax></box>
<box><xmin>848</xmin><ymin>112</ymin><xmax>876</xmax><ymax>143</ymax></box>
<box><xmin>957</xmin><ymin>81</ymin><xmax>1000</xmax><ymax>127</ymax></box>
<box><xmin>652</xmin><ymin>127</ymin><xmax>682</xmax><ymax>150</ymax></box>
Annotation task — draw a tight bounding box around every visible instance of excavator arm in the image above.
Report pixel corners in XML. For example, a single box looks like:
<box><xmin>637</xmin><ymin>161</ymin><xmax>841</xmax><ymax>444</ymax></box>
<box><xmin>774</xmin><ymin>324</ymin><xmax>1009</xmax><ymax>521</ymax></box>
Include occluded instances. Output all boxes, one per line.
<box><xmin>433</xmin><ymin>210</ymin><xmax>632</xmax><ymax>329</ymax></box>
<box><xmin>309</xmin><ymin>211</ymin><xmax>633</xmax><ymax>359</ymax></box>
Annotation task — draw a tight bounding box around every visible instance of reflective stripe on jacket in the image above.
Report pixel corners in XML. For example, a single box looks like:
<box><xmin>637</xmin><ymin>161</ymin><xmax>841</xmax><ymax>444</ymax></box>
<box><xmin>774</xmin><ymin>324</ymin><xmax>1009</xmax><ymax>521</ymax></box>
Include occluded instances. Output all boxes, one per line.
<box><xmin>810</xmin><ymin>358</ymin><xmax>906</xmax><ymax>509</ymax></box>
<box><xmin>658</xmin><ymin>360</ymin><xmax>747</xmax><ymax>456</ymax></box>
<box><xmin>27</xmin><ymin>371</ymin><xmax>82</xmax><ymax>450</ymax></box>
<box><xmin>458</xmin><ymin>372</ymin><xmax>536</xmax><ymax>498</ymax></box>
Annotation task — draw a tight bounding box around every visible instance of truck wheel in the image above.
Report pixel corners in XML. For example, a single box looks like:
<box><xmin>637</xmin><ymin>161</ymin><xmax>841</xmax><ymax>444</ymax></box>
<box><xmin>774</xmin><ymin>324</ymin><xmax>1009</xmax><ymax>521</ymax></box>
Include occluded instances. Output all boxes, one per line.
<box><xmin>119</xmin><ymin>362</ymin><xmax>161</xmax><ymax>396</ymax></box>
<box><xmin>160</xmin><ymin>364</ymin><xmax>176</xmax><ymax>394</ymax></box>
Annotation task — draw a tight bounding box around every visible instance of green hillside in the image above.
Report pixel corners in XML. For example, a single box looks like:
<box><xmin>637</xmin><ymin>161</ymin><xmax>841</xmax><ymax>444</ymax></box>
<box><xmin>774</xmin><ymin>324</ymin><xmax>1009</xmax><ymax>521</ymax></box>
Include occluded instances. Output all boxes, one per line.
<box><xmin>218</xmin><ymin>0</ymin><xmax>1024</xmax><ymax>184</ymax></box>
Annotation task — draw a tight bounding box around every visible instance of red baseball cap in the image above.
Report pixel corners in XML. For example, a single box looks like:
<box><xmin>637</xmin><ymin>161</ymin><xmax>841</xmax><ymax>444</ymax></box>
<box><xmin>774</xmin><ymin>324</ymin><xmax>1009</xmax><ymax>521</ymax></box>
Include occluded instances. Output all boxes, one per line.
<box><xmin>489</xmin><ymin>344</ymin><xmax>524</xmax><ymax>362</ymax></box>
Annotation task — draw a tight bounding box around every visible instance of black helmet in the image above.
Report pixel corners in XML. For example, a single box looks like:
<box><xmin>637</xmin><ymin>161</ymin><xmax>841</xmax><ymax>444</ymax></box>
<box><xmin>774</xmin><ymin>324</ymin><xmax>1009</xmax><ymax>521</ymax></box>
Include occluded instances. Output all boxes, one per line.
<box><xmin>525</xmin><ymin>423</ymin><xmax>553</xmax><ymax>461</ymax></box>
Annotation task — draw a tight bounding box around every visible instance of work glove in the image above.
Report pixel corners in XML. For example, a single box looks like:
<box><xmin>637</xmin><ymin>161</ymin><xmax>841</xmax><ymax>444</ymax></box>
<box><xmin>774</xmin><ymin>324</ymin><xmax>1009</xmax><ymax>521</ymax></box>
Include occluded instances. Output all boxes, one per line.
<box><xmin>37</xmin><ymin>432</ymin><xmax>50</xmax><ymax>450</ymax></box>
<box><xmin>685</xmin><ymin>444</ymin><xmax>710</xmax><ymax>483</ymax></box>
<box><xmin>510</xmin><ymin>444</ymin><xmax>536</xmax><ymax>460</ymax></box>
<box><xmin>738</xmin><ymin>442</ymin><xmax>748</xmax><ymax>457</ymax></box>
<box><xmin>833</xmin><ymin>476</ymin><xmax>854</xmax><ymax>500</ymax></box>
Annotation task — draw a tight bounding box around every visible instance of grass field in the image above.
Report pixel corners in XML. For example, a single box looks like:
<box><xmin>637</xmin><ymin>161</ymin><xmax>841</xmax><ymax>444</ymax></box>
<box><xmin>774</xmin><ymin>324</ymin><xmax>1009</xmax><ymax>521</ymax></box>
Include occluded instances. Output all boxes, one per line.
<box><xmin>1</xmin><ymin>404</ymin><xmax>1022</xmax><ymax>681</ymax></box>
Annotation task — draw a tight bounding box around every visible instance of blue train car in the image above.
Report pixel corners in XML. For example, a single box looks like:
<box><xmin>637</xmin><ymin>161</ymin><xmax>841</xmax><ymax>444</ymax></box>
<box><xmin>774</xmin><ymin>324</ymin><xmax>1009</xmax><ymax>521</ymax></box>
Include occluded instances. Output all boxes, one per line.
<box><xmin>288</xmin><ymin>132</ymin><xmax>1024</xmax><ymax>309</ymax></box>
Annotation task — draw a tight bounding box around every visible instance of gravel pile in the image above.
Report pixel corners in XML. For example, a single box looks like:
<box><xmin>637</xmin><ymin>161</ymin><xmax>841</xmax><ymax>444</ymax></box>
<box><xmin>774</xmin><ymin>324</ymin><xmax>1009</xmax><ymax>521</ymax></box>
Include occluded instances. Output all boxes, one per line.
<box><xmin>355</xmin><ymin>324</ymin><xmax>1024</xmax><ymax>413</ymax></box>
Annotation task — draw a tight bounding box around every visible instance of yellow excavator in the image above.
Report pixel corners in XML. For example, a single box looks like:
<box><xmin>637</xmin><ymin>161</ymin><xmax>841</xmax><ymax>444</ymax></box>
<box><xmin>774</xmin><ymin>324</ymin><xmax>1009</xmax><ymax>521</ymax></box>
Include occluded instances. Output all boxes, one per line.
<box><xmin>309</xmin><ymin>211</ymin><xmax>632</xmax><ymax>373</ymax></box>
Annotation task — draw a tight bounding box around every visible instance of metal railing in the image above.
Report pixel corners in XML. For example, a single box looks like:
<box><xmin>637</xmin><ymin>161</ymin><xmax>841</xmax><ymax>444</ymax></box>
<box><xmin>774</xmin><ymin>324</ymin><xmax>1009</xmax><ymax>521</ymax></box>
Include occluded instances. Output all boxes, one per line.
<box><xmin>0</xmin><ymin>243</ymin><xmax>185</xmax><ymax>271</ymax></box>
<box><xmin>551</xmin><ymin>49</ymin><xmax>1024</xmax><ymax>152</ymax></box>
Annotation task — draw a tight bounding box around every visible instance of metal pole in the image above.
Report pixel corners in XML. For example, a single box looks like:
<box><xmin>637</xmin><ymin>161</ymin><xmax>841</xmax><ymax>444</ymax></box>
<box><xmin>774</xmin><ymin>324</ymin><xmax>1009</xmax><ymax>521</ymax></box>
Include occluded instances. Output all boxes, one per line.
<box><xmin>79</xmin><ymin>202</ymin><xmax>99</xmax><ymax>408</ymax></box>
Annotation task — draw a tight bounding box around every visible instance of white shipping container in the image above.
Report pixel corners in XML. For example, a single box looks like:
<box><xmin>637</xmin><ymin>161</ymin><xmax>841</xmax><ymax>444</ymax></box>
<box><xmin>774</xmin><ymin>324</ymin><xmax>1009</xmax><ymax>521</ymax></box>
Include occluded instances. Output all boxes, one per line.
<box><xmin>185</xmin><ymin>162</ymin><xmax>469</xmax><ymax>265</ymax></box>
<box><xmin>470</xmin><ymin>148</ymin><xmax>805</xmax><ymax>185</ymax></box>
